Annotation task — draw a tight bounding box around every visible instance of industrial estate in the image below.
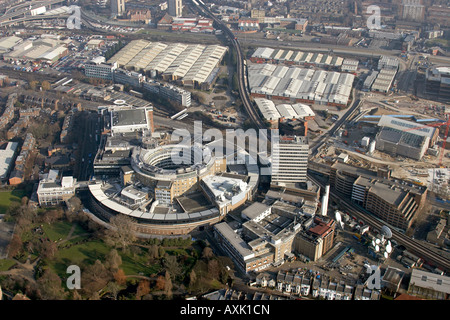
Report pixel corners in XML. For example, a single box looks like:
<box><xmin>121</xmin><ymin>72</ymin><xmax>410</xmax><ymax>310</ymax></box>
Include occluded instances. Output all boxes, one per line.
<box><xmin>0</xmin><ymin>0</ymin><xmax>449</xmax><ymax>305</ymax></box>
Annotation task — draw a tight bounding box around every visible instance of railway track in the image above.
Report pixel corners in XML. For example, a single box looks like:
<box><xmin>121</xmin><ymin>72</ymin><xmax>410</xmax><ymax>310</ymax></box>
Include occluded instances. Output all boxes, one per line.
<box><xmin>189</xmin><ymin>0</ymin><xmax>266</xmax><ymax>132</ymax></box>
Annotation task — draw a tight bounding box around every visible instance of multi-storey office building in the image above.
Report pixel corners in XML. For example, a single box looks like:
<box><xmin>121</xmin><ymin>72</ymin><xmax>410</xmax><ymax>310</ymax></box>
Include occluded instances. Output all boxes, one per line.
<box><xmin>330</xmin><ymin>162</ymin><xmax>427</xmax><ymax>230</ymax></box>
<box><xmin>84</xmin><ymin>62</ymin><xmax>117</xmax><ymax>81</ymax></box>
<box><xmin>271</xmin><ymin>135</ymin><xmax>309</xmax><ymax>185</ymax></box>
<box><xmin>143</xmin><ymin>80</ymin><xmax>192</xmax><ymax>107</ymax></box>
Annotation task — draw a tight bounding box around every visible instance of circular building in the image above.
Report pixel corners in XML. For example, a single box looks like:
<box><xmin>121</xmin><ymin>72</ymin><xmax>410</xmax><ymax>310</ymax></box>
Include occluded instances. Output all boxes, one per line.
<box><xmin>131</xmin><ymin>143</ymin><xmax>226</xmax><ymax>204</ymax></box>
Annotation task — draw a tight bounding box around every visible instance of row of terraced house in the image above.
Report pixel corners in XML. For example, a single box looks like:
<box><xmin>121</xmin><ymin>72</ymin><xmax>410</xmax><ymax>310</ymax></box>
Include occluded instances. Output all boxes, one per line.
<box><xmin>256</xmin><ymin>270</ymin><xmax>380</xmax><ymax>300</ymax></box>
<box><xmin>9</xmin><ymin>133</ymin><xmax>36</xmax><ymax>185</ymax></box>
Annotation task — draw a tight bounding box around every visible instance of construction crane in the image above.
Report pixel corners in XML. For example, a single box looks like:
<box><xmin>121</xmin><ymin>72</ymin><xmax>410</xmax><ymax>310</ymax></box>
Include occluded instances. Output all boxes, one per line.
<box><xmin>403</xmin><ymin>114</ymin><xmax>450</xmax><ymax>167</ymax></box>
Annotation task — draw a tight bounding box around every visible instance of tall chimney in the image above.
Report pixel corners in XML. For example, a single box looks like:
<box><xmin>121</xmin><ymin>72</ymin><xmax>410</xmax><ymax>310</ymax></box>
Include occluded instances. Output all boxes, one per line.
<box><xmin>321</xmin><ymin>185</ymin><xmax>330</xmax><ymax>216</ymax></box>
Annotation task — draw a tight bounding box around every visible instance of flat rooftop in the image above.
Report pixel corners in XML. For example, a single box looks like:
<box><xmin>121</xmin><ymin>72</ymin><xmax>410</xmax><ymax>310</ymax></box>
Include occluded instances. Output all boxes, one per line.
<box><xmin>112</xmin><ymin>108</ymin><xmax>147</xmax><ymax>127</ymax></box>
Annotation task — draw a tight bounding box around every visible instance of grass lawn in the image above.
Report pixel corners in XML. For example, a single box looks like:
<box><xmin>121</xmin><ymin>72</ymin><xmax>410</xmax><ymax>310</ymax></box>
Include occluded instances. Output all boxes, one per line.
<box><xmin>50</xmin><ymin>240</ymin><xmax>161</xmax><ymax>278</ymax></box>
<box><xmin>50</xmin><ymin>239</ymin><xmax>111</xmax><ymax>276</ymax></box>
<box><xmin>120</xmin><ymin>254</ymin><xmax>160</xmax><ymax>276</ymax></box>
<box><xmin>0</xmin><ymin>259</ymin><xmax>16</xmax><ymax>271</ymax></box>
<box><xmin>42</xmin><ymin>221</ymin><xmax>74</xmax><ymax>242</ymax></box>
<box><xmin>0</xmin><ymin>189</ymin><xmax>27</xmax><ymax>214</ymax></box>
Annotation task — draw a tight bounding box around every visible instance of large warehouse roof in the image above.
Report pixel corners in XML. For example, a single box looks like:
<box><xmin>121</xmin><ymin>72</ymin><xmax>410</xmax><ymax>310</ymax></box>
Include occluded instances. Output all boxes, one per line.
<box><xmin>252</xmin><ymin>47</ymin><xmax>344</xmax><ymax>67</ymax></box>
<box><xmin>108</xmin><ymin>40</ymin><xmax>227</xmax><ymax>86</ymax></box>
<box><xmin>249</xmin><ymin>64</ymin><xmax>354</xmax><ymax>106</ymax></box>
<box><xmin>254</xmin><ymin>98</ymin><xmax>315</xmax><ymax>121</ymax></box>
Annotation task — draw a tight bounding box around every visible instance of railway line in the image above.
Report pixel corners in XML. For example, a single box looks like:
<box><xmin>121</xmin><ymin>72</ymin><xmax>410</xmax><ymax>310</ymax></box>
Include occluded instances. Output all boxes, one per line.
<box><xmin>190</xmin><ymin>0</ymin><xmax>267</xmax><ymax>133</ymax></box>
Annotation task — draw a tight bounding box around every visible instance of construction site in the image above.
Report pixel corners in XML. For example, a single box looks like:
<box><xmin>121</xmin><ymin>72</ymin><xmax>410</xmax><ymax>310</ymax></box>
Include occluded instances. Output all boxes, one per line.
<box><xmin>310</xmin><ymin>94</ymin><xmax>450</xmax><ymax>200</ymax></box>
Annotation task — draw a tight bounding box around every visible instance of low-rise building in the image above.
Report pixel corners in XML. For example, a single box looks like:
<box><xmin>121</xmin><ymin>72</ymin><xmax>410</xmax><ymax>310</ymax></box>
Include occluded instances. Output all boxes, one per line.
<box><xmin>407</xmin><ymin>269</ymin><xmax>450</xmax><ymax>300</ymax></box>
<box><xmin>36</xmin><ymin>170</ymin><xmax>76</xmax><ymax>206</ymax></box>
<box><xmin>214</xmin><ymin>200</ymin><xmax>307</xmax><ymax>273</ymax></box>
<box><xmin>381</xmin><ymin>266</ymin><xmax>405</xmax><ymax>294</ymax></box>
<box><xmin>201</xmin><ymin>175</ymin><xmax>252</xmax><ymax>215</ymax></box>
<box><xmin>0</xmin><ymin>142</ymin><xmax>19</xmax><ymax>181</ymax></box>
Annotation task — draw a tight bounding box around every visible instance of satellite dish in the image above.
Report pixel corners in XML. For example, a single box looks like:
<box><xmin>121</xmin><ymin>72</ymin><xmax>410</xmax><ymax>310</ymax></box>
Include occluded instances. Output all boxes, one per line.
<box><xmin>375</xmin><ymin>238</ymin><xmax>381</xmax><ymax>244</ymax></box>
<box><xmin>335</xmin><ymin>211</ymin><xmax>342</xmax><ymax>223</ymax></box>
<box><xmin>335</xmin><ymin>211</ymin><xmax>344</xmax><ymax>229</ymax></box>
<box><xmin>386</xmin><ymin>243</ymin><xmax>392</xmax><ymax>253</ymax></box>
<box><xmin>380</xmin><ymin>226</ymin><xmax>392</xmax><ymax>239</ymax></box>
<box><xmin>375</xmin><ymin>245</ymin><xmax>380</xmax><ymax>252</ymax></box>
<box><xmin>372</xmin><ymin>240</ymin><xmax>376</xmax><ymax>247</ymax></box>
<box><xmin>384</xmin><ymin>252</ymin><xmax>388</xmax><ymax>259</ymax></box>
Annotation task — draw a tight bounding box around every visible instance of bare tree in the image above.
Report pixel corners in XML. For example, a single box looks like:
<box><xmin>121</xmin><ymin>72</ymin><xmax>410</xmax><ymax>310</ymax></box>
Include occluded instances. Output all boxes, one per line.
<box><xmin>7</xmin><ymin>234</ymin><xmax>23</xmax><ymax>258</ymax></box>
<box><xmin>37</xmin><ymin>268</ymin><xmax>67</xmax><ymax>300</ymax></box>
<box><xmin>189</xmin><ymin>270</ymin><xmax>197</xmax><ymax>289</ymax></box>
<box><xmin>202</xmin><ymin>247</ymin><xmax>214</xmax><ymax>260</ymax></box>
<box><xmin>113</xmin><ymin>269</ymin><xmax>127</xmax><ymax>286</ymax></box>
<box><xmin>104</xmin><ymin>215</ymin><xmax>137</xmax><ymax>249</ymax></box>
<box><xmin>104</xmin><ymin>281</ymin><xmax>121</xmax><ymax>300</ymax></box>
<box><xmin>82</xmin><ymin>260</ymin><xmax>111</xmax><ymax>296</ymax></box>
<box><xmin>136</xmin><ymin>279</ymin><xmax>150</xmax><ymax>299</ymax></box>
<box><xmin>40</xmin><ymin>239</ymin><xmax>58</xmax><ymax>259</ymax></box>
<box><xmin>164</xmin><ymin>271</ymin><xmax>173</xmax><ymax>298</ymax></box>
<box><xmin>208</xmin><ymin>259</ymin><xmax>220</xmax><ymax>280</ymax></box>
<box><xmin>105</xmin><ymin>249</ymin><xmax>122</xmax><ymax>272</ymax></box>
<box><xmin>163</xmin><ymin>254</ymin><xmax>182</xmax><ymax>281</ymax></box>
<box><xmin>148</xmin><ymin>244</ymin><xmax>159</xmax><ymax>261</ymax></box>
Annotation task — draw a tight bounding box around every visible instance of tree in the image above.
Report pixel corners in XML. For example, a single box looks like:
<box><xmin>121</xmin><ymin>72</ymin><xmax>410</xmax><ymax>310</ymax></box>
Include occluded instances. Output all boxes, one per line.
<box><xmin>163</xmin><ymin>254</ymin><xmax>182</xmax><ymax>281</ymax></box>
<box><xmin>29</xmin><ymin>80</ymin><xmax>38</xmax><ymax>91</ymax></box>
<box><xmin>37</xmin><ymin>268</ymin><xmax>67</xmax><ymax>300</ymax></box>
<box><xmin>136</xmin><ymin>279</ymin><xmax>150</xmax><ymax>299</ymax></box>
<box><xmin>155</xmin><ymin>275</ymin><xmax>166</xmax><ymax>291</ymax></box>
<box><xmin>41</xmin><ymin>81</ymin><xmax>51</xmax><ymax>91</ymax></box>
<box><xmin>189</xmin><ymin>270</ymin><xmax>197</xmax><ymax>289</ymax></box>
<box><xmin>7</xmin><ymin>234</ymin><xmax>23</xmax><ymax>258</ymax></box>
<box><xmin>70</xmin><ymin>290</ymin><xmax>83</xmax><ymax>300</ymax></box>
<box><xmin>158</xmin><ymin>247</ymin><xmax>165</xmax><ymax>258</ymax></box>
<box><xmin>82</xmin><ymin>260</ymin><xmax>111</xmax><ymax>296</ymax></box>
<box><xmin>148</xmin><ymin>244</ymin><xmax>159</xmax><ymax>261</ymax></box>
<box><xmin>104</xmin><ymin>281</ymin><xmax>121</xmax><ymax>300</ymax></box>
<box><xmin>67</xmin><ymin>196</ymin><xmax>82</xmax><ymax>213</ymax></box>
<box><xmin>207</xmin><ymin>259</ymin><xmax>220</xmax><ymax>280</ymax></box>
<box><xmin>113</xmin><ymin>269</ymin><xmax>127</xmax><ymax>286</ymax></box>
<box><xmin>104</xmin><ymin>215</ymin><xmax>137</xmax><ymax>249</ymax></box>
<box><xmin>202</xmin><ymin>247</ymin><xmax>214</xmax><ymax>260</ymax></box>
<box><xmin>40</xmin><ymin>239</ymin><xmax>58</xmax><ymax>259</ymax></box>
<box><xmin>164</xmin><ymin>271</ymin><xmax>173</xmax><ymax>298</ymax></box>
<box><xmin>105</xmin><ymin>249</ymin><xmax>122</xmax><ymax>272</ymax></box>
